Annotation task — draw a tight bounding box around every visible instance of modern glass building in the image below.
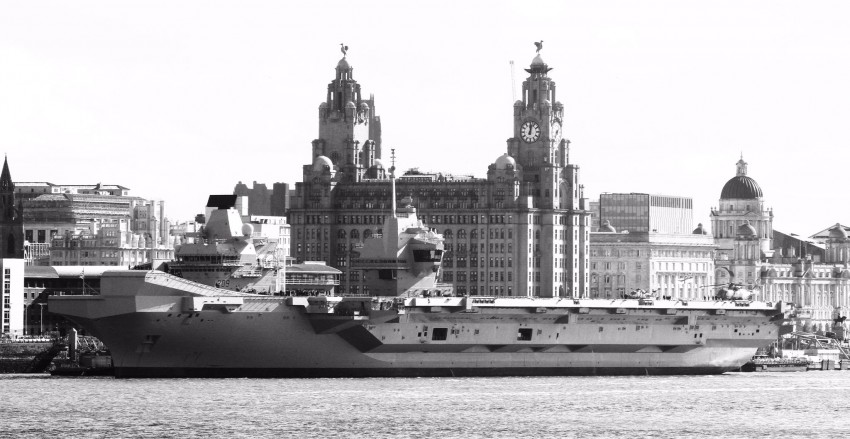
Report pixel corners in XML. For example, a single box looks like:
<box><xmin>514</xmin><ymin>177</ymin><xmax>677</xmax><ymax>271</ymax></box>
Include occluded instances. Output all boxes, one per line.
<box><xmin>599</xmin><ymin>193</ymin><xmax>693</xmax><ymax>234</ymax></box>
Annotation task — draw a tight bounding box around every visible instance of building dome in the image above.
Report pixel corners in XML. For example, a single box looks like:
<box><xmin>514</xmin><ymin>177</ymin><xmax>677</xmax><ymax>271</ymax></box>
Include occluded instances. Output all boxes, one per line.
<box><xmin>312</xmin><ymin>155</ymin><xmax>333</xmax><ymax>172</ymax></box>
<box><xmin>337</xmin><ymin>57</ymin><xmax>350</xmax><ymax>70</ymax></box>
<box><xmin>692</xmin><ymin>223</ymin><xmax>707</xmax><ymax>235</ymax></box>
<box><xmin>345</xmin><ymin>101</ymin><xmax>356</xmax><ymax>109</ymax></box>
<box><xmin>599</xmin><ymin>220</ymin><xmax>617</xmax><ymax>233</ymax></box>
<box><xmin>531</xmin><ymin>54</ymin><xmax>545</xmax><ymax>66</ymax></box>
<box><xmin>828</xmin><ymin>223</ymin><xmax>848</xmax><ymax>240</ymax></box>
<box><xmin>720</xmin><ymin>157</ymin><xmax>763</xmax><ymax>199</ymax></box>
<box><xmin>720</xmin><ymin>176</ymin><xmax>763</xmax><ymax>199</ymax></box>
<box><xmin>737</xmin><ymin>221</ymin><xmax>757</xmax><ymax>237</ymax></box>
<box><xmin>372</xmin><ymin>159</ymin><xmax>385</xmax><ymax>169</ymax></box>
<box><xmin>494</xmin><ymin>153</ymin><xmax>516</xmax><ymax>170</ymax></box>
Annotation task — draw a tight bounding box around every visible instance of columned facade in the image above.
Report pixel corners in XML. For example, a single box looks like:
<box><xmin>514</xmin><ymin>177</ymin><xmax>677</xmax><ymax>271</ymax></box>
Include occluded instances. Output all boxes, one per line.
<box><xmin>712</xmin><ymin>158</ymin><xmax>850</xmax><ymax>333</ymax></box>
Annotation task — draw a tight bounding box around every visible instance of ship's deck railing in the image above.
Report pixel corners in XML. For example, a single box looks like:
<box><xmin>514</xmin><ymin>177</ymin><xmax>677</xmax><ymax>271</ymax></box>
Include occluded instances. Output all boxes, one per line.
<box><xmin>0</xmin><ymin>337</ymin><xmax>54</xmax><ymax>344</ymax></box>
<box><xmin>286</xmin><ymin>279</ymin><xmax>339</xmax><ymax>285</ymax></box>
<box><xmin>171</xmin><ymin>261</ymin><xmax>243</xmax><ymax>267</ymax></box>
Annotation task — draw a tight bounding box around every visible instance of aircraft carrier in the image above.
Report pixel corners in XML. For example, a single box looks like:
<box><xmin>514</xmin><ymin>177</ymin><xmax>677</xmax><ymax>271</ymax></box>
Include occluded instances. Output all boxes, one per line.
<box><xmin>48</xmin><ymin>192</ymin><xmax>790</xmax><ymax>378</ymax></box>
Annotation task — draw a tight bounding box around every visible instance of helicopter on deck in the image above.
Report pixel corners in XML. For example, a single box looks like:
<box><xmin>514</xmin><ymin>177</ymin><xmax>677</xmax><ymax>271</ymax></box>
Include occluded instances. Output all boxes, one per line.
<box><xmin>709</xmin><ymin>282</ymin><xmax>758</xmax><ymax>301</ymax></box>
<box><xmin>623</xmin><ymin>288</ymin><xmax>657</xmax><ymax>300</ymax></box>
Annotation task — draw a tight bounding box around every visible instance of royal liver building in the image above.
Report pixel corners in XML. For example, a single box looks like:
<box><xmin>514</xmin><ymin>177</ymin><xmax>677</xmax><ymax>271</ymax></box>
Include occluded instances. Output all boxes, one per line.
<box><xmin>289</xmin><ymin>47</ymin><xmax>591</xmax><ymax>298</ymax></box>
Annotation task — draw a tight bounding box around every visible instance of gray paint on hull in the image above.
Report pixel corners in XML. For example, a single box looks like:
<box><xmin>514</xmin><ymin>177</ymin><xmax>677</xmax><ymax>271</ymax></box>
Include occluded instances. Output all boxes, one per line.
<box><xmin>114</xmin><ymin>366</ymin><xmax>736</xmax><ymax>378</ymax></box>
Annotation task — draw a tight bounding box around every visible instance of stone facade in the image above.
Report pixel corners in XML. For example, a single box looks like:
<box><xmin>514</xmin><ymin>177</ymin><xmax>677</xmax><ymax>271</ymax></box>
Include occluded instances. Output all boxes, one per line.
<box><xmin>12</xmin><ymin>178</ymin><xmax>170</xmax><ymax>266</ymax></box>
<box><xmin>289</xmin><ymin>52</ymin><xmax>591</xmax><ymax>298</ymax></box>
<box><xmin>589</xmin><ymin>230</ymin><xmax>715</xmax><ymax>300</ymax></box>
<box><xmin>712</xmin><ymin>158</ymin><xmax>850</xmax><ymax>332</ymax></box>
<box><xmin>48</xmin><ymin>219</ymin><xmax>175</xmax><ymax>268</ymax></box>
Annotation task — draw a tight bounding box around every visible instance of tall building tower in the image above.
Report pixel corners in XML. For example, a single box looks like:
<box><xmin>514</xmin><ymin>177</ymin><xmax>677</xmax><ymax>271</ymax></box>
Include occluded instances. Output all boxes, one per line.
<box><xmin>502</xmin><ymin>51</ymin><xmax>590</xmax><ymax>297</ymax></box>
<box><xmin>0</xmin><ymin>156</ymin><xmax>24</xmax><ymax>259</ymax></box>
<box><xmin>312</xmin><ymin>53</ymin><xmax>382</xmax><ymax>183</ymax></box>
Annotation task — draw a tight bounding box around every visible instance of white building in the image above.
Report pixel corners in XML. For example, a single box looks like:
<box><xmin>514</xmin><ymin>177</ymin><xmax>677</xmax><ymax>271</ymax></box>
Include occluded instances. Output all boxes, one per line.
<box><xmin>590</xmin><ymin>226</ymin><xmax>715</xmax><ymax>299</ymax></box>
<box><xmin>1</xmin><ymin>259</ymin><xmax>25</xmax><ymax>337</ymax></box>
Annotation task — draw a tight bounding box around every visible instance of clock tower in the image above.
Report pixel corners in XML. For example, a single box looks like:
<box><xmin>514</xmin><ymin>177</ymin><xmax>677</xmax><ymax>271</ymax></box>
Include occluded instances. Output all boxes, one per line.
<box><xmin>500</xmin><ymin>48</ymin><xmax>589</xmax><ymax>298</ymax></box>
<box><xmin>507</xmin><ymin>52</ymin><xmax>573</xmax><ymax>211</ymax></box>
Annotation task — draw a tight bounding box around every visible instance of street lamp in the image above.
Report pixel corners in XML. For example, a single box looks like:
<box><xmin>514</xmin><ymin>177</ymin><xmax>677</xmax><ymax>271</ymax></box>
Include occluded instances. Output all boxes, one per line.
<box><xmin>37</xmin><ymin>303</ymin><xmax>46</xmax><ymax>336</ymax></box>
<box><xmin>23</xmin><ymin>303</ymin><xmax>27</xmax><ymax>336</ymax></box>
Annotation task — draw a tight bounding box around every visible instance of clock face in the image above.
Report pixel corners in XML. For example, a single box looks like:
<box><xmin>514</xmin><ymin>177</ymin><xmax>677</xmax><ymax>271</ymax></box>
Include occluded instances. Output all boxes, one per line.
<box><xmin>520</xmin><ymin>121</ymin><xmax>540</xmax><ymax>143</ymax></box>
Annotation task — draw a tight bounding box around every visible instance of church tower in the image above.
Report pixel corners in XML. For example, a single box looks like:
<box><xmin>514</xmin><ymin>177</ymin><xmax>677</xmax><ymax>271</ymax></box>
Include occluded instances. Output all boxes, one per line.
<box><xmin>311</xmin><ymin>48</ymin><xmax>382</xmax><ymax>183</ymax></box>
<box><xmin>0</xmin><ymin>156</ymin><xmax>24</xmax><ymax>259</ymax></box>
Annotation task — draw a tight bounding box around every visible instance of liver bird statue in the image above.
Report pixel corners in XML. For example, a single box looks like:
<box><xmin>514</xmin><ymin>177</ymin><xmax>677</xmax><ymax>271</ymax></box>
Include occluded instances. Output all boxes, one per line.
<box><xmin>340</xmin><ymin>43</ymin><xmax>349</xmax><ymax>57</ymax></box>
<box><xmin>534</xmin><ymin>40</ymin><xmax>543</xmax><ymax>53</ymax></box>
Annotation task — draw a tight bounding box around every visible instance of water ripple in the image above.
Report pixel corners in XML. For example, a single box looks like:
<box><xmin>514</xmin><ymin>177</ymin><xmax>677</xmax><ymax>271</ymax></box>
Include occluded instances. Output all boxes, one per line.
<box><xmin>1</xmin><ymin>373</ymin><xmax>847</xmax><ymax>438</ymax></box>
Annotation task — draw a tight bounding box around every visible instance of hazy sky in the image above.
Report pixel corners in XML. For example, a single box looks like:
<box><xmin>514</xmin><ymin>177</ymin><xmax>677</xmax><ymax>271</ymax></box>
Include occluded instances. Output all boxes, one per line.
<box><xmin>1</xmin><ymin>1</ymin><xmax>848</xmax><ymax>235</ymax></box>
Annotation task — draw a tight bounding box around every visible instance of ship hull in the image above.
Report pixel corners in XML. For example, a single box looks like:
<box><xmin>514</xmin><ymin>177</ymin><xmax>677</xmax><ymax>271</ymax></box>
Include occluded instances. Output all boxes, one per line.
<box><xmin>57</xmin><ymin>306</ymin><xmax>781</xmax><ymax>379</ymax></box>
<box><xmin>56</xmin><ymin>306</ymin><xmax>782</xmax><ymax>378</ymax></box>
<box><xmin>50</xmin><ymin>271</ymin><xmax>788</xmax><ymax>378</ymax></box>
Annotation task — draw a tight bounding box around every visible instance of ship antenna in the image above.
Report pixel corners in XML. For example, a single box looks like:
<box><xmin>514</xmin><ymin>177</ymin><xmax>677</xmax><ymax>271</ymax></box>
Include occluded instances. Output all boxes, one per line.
<box><xmin>390</xmin><ymin>148</ymin><xmax>397</xmax><ymax>218</ymax></box>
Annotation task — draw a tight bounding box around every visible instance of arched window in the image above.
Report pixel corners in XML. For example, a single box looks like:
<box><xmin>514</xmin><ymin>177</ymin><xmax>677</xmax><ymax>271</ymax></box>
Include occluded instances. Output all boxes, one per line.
<box><xmin>457</xmin><ymin>229</ymin><xmax>467</xmax><ymax>239</ymax></box>
<box><xmin>444</xmin><ymin>229</ymin><xmax>453</xmax><ymax>239</ymax></box>
<box><xmin>470</xmin><ymin>229</ymin><xmax>477</xmax><ymax>239</ymax></box>
<box><xmin>337</xmin><ymin>229</ymin><xmax>347</xmax><ymax>239</ymax></box>
<box><xmin>363</xmin><ymin>229</ymin><xmax>372</xmax><ymax>239</ymax></box>
<box><xmin>350</xmin><ymin>229</ymin><xmax>360</xmax><ymax>240</ymax></box>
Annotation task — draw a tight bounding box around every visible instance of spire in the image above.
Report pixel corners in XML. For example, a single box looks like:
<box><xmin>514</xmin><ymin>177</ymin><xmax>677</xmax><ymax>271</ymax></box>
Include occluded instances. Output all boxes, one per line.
<box><xmin>0</xmin><ymin>155</ymin><xmax>13</xmax><ymax>192</ymax></box>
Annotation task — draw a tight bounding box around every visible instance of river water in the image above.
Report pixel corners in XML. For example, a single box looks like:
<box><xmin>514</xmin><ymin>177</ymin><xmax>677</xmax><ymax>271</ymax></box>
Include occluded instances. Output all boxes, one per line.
<box><xmin>2</xmin><ymin>372</ymin><xmax>848</xmax><ymax>438</ymax></box>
